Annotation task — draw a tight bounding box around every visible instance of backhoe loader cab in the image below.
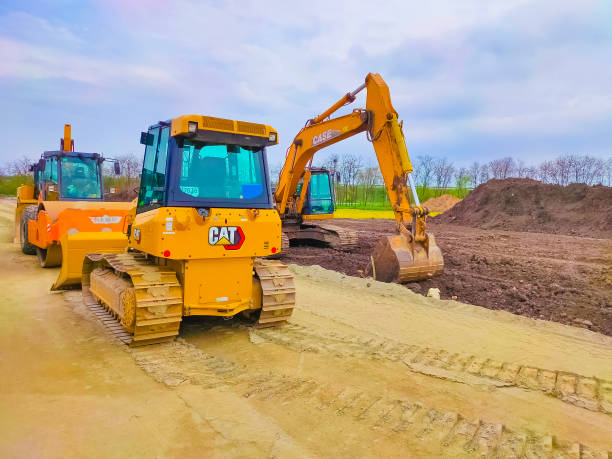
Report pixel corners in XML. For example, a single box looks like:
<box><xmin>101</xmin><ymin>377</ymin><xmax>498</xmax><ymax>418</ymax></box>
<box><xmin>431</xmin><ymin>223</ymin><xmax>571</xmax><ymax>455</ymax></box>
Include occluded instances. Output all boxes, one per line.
<box><xmin>81</xmin><ymin>115</ymin><xmax>295</xmax><ymax>346</ymax></box>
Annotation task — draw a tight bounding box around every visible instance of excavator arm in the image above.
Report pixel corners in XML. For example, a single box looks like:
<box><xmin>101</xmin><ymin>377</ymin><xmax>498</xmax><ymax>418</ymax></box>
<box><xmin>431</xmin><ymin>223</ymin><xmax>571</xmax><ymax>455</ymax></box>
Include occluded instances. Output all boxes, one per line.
<box><xmin>274</xmin><ymin>73</ymin><xmax>444</xmax><ymax>282</ymax></box>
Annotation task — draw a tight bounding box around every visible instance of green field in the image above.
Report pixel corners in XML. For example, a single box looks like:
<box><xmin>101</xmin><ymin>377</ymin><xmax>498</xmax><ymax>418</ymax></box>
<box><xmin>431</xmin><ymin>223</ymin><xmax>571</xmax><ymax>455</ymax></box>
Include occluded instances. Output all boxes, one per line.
<box><xmin>335</xmin><ymin>184</ymin><xmax>470</xmax><ymax>210</ymax></box>
<box><xmin>0</xmin><ymin>175</ymin><xmax>31</xmax><ymax>196</ymax></box>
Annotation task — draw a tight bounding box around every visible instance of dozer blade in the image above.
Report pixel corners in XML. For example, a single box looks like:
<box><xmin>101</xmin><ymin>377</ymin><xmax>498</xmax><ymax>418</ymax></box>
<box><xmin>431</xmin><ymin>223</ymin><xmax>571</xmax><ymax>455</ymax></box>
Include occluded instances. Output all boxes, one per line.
<box><xmin>369</xmin><ymin>233</ymin><xmax>444</xmax><ymax>283</ymax></box>
<box><xmin>51</xmin><ymin>231</ymin><xmax>128</xmax><ymax>290</ymax></box>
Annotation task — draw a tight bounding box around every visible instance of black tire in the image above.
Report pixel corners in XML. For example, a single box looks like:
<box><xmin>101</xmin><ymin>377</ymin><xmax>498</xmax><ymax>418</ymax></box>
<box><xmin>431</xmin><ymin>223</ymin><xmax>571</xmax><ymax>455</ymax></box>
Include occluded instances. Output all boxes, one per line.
<box><xmin>20</xmin><ymin>205</ymin><xmax>38</xmax><ymax>255</ymax></box>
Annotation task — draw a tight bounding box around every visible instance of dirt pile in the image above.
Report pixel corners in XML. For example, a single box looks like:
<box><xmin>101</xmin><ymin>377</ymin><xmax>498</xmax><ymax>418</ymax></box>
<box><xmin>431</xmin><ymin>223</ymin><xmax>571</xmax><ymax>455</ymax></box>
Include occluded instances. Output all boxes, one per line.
<box><xmin>422</xmin><ymin>194</ymin><xmax>461</xmax><ymax>213</ymax></box>
<box><xmin>434</xmin><ymin>178</ymin><xmax>612</xmax><ymax>238</ymax></box>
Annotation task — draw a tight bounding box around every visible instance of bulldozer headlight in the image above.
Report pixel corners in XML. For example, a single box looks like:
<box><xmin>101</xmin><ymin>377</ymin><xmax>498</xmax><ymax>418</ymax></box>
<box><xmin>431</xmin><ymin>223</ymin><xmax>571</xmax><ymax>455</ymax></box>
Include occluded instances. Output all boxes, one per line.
<box><xmin>268</xmin><ymin>132</ymin><xmax>277</xmax><ymax>142</ymax></box>
<box><xmin>188</xmin><ymin>121</ymin><xmax>198</xmax><ymax>133</ymax></box>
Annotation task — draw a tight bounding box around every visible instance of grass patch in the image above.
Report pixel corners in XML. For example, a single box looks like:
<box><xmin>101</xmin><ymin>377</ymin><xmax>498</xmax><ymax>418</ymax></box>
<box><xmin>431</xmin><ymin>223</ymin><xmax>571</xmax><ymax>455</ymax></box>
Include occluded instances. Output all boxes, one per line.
<box><xmin>0</xmin><ymin>175</ymin><xmax>31</xmax><ymax>196</ymax></box>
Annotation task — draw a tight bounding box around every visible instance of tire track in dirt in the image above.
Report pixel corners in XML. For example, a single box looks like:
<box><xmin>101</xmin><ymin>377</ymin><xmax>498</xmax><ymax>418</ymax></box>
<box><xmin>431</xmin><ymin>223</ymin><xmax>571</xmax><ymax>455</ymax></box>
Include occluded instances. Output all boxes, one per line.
<box><xmin>250</xmin><ymin>324</ymin><xmax>612</xmax><ymax>416</ymax></box>
<box><xmin>126</xmin><ymin>337</ymin><xmax>610</xmax><ymax>458</ymax></box>
<box><xmin>68</xmin><ymin>290</ymin><xmax>612</xmax><ymax>457</ymax></box>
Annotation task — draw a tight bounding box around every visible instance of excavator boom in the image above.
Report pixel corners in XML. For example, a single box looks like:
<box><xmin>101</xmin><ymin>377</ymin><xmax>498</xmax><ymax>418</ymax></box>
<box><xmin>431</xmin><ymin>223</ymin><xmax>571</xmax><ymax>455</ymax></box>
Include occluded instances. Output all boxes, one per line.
<box><xmin>274</xmin><ymin>73</ymin><xmax>444</xmax><ymax>282</ymax></box>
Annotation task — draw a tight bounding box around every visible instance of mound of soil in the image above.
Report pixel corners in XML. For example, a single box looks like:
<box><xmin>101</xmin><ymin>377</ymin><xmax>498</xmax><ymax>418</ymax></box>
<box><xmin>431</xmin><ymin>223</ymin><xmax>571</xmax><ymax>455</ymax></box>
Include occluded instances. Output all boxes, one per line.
<box><xmin>422</xmin><ymin>194</ymin><xmax>461</xmax><ymax>213</ymax></box>
<box><xmin>434</xmin><ymin>178</ymin><xmax>612</xmax><ymax>238</ymax></box>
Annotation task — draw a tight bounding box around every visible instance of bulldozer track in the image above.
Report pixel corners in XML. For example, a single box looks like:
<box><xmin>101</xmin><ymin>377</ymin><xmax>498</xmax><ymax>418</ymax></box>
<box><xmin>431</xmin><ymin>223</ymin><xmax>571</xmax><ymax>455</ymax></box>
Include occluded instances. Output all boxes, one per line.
<box><xmin>250</xmin><ymin>324</ymin><xmax>612</xmax><ymax>416</ymax></box>
<box><xmin>123</xmin><ymin>337</ymin><xmax>610</xmax><ymax>458</ymax></box>
<box><xmin>82</xmin><ymin>252</ymin><xmax>183</xmax><ymax>346</ymax></box>
<box><xmin>253</xmin><ymin>258</ymin><xmax>295</xmax><ymax>327</ymax></box>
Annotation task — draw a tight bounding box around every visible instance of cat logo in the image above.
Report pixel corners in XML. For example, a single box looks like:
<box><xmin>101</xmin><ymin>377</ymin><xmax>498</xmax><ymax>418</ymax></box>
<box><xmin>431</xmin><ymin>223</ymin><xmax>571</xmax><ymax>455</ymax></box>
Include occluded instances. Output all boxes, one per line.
<box><xmin>208</xmin><ymin>226</ymin><xmax>245</xmax><ymax>250</ymax></box>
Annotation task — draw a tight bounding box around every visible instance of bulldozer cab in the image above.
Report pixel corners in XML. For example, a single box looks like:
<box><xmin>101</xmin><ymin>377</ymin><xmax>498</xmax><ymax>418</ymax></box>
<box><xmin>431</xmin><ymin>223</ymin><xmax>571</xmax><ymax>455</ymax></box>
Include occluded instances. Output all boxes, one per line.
<box><xmin>32</xmin><ymin>151</ymin><xmax>104</xmax><ymax>201</ymax></box>
<box><xmin>137</xmin><ymin>118</ymin><xmax>278</xmax><ymax>214</ymax></box>
<box><xmin>301</xmin><ymin>168</ymin><xmax>335</xmax><ymax>216</ymax></box>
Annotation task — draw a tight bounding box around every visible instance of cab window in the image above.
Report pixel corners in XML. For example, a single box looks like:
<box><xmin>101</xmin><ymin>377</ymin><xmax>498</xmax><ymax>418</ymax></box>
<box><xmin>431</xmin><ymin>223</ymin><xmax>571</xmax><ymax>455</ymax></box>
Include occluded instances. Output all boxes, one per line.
<box><xmin>138</xmin><ymin>126</ymin><xmax>168</xmax><ymax>209</ymax></box>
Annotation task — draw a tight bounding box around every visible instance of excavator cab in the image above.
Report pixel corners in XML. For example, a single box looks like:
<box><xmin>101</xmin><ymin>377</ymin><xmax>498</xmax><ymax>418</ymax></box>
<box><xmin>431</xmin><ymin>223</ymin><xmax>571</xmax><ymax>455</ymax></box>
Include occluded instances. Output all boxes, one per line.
<box><xmin>301</xmin><ymin>169</ymin><xmax>335</xmax><ymax>217</ymax></box>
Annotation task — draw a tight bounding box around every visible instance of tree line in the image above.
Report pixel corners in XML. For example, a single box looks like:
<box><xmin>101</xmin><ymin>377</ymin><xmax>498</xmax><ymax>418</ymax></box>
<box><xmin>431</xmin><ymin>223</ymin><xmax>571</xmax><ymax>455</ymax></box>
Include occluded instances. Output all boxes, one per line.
<box><xmin>313</xmin><ymin>153</ymin><xmax>612</xmax><ymax>207</ymax></box>
<box><xmin>2</xmin><ymin>151</ymin><xmax>610</xmax><ymax>203</ymax></box>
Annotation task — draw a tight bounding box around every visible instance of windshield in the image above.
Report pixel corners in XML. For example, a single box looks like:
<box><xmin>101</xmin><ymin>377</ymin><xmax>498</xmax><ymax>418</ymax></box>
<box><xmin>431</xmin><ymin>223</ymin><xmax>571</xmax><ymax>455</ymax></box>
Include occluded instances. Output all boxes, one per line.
<box><xmin>60</xmin><ymin>156</ymin><xmax>101</xmax><ymax>199</ymax></box>
<box><xmin>178</xmin><ymin>140</ymin><xmax>267</xmax><ymax>202</ymax></box>
<box><xmin>306</xmin><ymin>173</ymin><xmax>333</xmax><ymax>214</ymax></box>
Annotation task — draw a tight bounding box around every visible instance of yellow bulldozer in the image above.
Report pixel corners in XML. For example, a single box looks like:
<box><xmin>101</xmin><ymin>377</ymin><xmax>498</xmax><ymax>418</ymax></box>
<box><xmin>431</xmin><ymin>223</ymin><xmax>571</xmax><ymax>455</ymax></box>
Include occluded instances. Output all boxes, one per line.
<box><xmin>274</xmin><ymin>73</ymin><xmax>444</xmax><ymax>282</ymax></box>
<box><xmin>81</xmin><ymin>115</ymin><xmax>295</xmax><ymax>346</ymax></box>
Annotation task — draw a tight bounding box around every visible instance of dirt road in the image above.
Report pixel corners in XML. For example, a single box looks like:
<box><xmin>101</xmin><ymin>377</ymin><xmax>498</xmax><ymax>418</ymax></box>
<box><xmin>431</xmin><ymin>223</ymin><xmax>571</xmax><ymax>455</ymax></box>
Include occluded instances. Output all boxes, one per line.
<box><xmin>283</xmin><ymin>219</ymin><xmax>612</xmax><ymax>336</ymax></box>
<box><xmin>1</xmin><ymin>198</ymin><xmax>611</xmax><ymax>457</ymax></box>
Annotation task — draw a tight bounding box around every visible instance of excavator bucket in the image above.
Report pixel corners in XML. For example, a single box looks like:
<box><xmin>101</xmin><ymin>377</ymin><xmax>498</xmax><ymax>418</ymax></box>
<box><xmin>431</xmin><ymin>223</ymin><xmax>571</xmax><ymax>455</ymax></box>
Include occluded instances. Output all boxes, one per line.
<box><xmin>51</xmin><ymin>231</ymin><xmax>128</xmax><ymax>290</ymax></box>
<box><xmin>369</xmin><ymin>233</ymin><xmax>444</xmax><ymax>283</ymax></box>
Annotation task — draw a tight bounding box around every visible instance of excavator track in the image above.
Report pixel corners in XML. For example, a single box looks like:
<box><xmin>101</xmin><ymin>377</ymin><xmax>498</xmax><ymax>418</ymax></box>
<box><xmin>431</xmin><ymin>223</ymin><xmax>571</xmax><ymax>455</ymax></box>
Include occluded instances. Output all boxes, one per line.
<box><xmin>82</xmin><ymin>252</ymin><xmax>183</xmax><ymax>346</ymax></box>
<box><xmin>313</xmin><ymin>222</ymin><xmax>359</xmax><ymax>251</ymax></box>
<box><xmin>253</xmin><ymin>258</ymin><xmax>295</xmax><ymax>328</ymax></box>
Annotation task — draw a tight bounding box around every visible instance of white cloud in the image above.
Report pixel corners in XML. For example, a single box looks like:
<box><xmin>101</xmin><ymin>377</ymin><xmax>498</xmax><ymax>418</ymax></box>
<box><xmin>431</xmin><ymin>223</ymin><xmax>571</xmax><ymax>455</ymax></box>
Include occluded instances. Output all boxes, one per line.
<box><xmin>0</xmin><ymin>0</ymin><xmax>610</xmax><ymax>163</ymax></box>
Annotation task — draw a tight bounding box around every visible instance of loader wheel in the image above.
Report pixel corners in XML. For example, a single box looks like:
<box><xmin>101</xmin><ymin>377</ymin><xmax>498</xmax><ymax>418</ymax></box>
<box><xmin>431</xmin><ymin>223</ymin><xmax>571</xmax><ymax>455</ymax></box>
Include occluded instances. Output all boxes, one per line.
<box><xmin>20</xmin><ymin>205</ymin><xmax>38</xmax><ymax>255</ymax></box>
<box><xmin>37</xmin><ymin>244</ymin><xmax>62</xmax><ymax>267</ymax></box>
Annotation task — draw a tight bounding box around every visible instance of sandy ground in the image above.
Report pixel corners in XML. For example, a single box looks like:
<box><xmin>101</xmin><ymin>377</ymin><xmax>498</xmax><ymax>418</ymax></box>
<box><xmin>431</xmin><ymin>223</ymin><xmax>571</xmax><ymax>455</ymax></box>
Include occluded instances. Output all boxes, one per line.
<box><xmin>1</xmin><ymin>197</ymin><xmax>611</xmax><ymax>458</ymax></box>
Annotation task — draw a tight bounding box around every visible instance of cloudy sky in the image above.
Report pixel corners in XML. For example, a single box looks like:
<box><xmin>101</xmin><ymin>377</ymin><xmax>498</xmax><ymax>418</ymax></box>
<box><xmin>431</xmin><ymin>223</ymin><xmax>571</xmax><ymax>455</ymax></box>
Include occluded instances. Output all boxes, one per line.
<box><xmin>1</xmin><ymin>0</ymin><xmax>610</xmax><ymax>170</ymax></box>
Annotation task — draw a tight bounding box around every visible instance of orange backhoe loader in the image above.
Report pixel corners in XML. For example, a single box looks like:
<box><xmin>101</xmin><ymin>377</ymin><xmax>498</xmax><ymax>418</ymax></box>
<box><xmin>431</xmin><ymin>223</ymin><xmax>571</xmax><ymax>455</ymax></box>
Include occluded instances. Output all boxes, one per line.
<box><xmin>274</xmin><ymin>73</ymin><xmax>444</xmax><ymax>282</ymax></box>
<box><xmin>15</xmin><ymin>125</ymin><xmax>130</xmax><ymax>289</ymax></box>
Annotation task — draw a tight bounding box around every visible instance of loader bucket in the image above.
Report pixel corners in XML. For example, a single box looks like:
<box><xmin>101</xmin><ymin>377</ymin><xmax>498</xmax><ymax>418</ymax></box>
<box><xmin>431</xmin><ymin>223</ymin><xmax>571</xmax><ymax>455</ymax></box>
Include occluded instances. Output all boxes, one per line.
<box><xmin>369</xmin><ymin>233</ymin><xmax>444</xmax><ymax>283</ymax></box>
<box><xmin>51</xmin><ymin>231</ymin><xmax>128</xmax><ymax>290</ymax></box>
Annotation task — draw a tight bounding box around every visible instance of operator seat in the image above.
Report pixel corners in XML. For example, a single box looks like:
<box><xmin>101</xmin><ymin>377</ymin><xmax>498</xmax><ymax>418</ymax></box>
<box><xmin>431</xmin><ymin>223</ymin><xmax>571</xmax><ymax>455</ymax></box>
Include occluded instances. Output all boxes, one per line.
<box><xmin>198</xmin><ymin>156</ymin><xmax>227</xmax><ymax>196</ymax></box>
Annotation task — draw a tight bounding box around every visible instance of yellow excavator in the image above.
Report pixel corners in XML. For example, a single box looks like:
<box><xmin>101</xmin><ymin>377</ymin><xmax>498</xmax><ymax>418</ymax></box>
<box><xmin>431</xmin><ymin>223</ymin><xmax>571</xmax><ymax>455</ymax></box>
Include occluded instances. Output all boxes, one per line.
<box><xmin>274</xmin><ymin>73</ymin><xmax>444</xmax><ymax>282</ymax></box>
<box><xmin>81</xmin><ymin>115</ymin><xmax>295</xmax><ymax>346</ymax></box>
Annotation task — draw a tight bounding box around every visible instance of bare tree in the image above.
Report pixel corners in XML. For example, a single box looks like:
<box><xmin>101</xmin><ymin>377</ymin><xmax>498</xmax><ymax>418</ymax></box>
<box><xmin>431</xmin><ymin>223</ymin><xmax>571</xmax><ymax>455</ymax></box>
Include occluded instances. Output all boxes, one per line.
<box><xmin>6</xmin><ymin>156</ymin><xmax>35</xmax><ymax>176</ymax></box>
<box><xmin>488</xmin><ymin>157</ymin><xmax>516</xmax><ymax>179</ymax></box>
<box><xmin>468</xmin><ymin>161</ymin><xmax>480</xmax><ymax>187</ymax></box>
<box><xmin>357</xmin><ymin>166</ymin><xmax>381</xmax><ymax>206</ymax></box>
<box><xmin>604</xmin><ymin>158</ymin><xmax>612</xmax><ymax>186</ymax></box>
<box><xmin>414</xmin><ymin>155</ymin><xmax>435</xmax><ymax>189</ymax></box>
<box><xmin>515</xmin><ymin>159</ymin><xmax>529</xmax><ymax>178</ymax></box>
<box><xmin>478</xmin><ymin>164</ymin><xmax>490</xmax><ymax>184</ymax></box>
<box><xmin>432</xmin><ymin>157</ymin><xmax>455</xmax><ymax>194</ymax></box>
<box><xmin>338</xmin><ymin>153</ymin><xmax>362</xmax><ymax>204</ymax></box>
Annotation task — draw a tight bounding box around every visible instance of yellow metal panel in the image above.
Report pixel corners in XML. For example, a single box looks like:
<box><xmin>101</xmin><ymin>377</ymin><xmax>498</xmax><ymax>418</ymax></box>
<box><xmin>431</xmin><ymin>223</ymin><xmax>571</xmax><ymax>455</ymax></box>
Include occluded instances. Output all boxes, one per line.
<box><xmin>51</xmin><ymin>231</ymin><xmax>128</xmax><ymax>290</ymax></box>
<box><xmin>63</xmin><ymin>124</ymin><xmax>71</xmax><ymax>151</ymax></box>
<box><xmin>41</xmin><ymin>200</ymin><xmax>131</xmax><ymax>222</ymax></box>
<box><xmin>182</xmin><ymin>257</ymin><xmax>254</xmax><ymax>316</ymax></box>
<box><xmin>302</xmin><ymin>213</ymin><xmax>334</xmax><ymax>221</ymax></box>
<box><xmin>131</xmin><ymin>207</ymin><xmax>282</xmax><ymax>260</ymax></box>
<box><xmin>296</xmin><ymin>170</ymin><xmax>311</xmax><ymax>214</ymax></box>
<box><xmin>14</xmin><ymin>185</ymin><xmax>37</xmax><ymax>244</ymax></box>
<box><xmin>170</xmin><ymin>114</ymin><xmax>277</xmax><ymax>141</ymax></box>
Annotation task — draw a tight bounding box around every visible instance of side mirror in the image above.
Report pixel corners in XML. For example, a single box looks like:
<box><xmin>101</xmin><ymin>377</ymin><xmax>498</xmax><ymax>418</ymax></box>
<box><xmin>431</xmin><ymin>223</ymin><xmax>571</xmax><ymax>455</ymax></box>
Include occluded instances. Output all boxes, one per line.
<box><xmin>29</xmin><ymin>164</ymin><xmax>35</xmax><ymax>172</ymax></box>
<box><xmin>140</xmin><ymin>132</ymin><xmax>154</xmax><ymax>146</ymax></box>
<box><xmin>114</xmin><ymin>162</ymin><xmax>121</xmax><ymax>175</ymax></box>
